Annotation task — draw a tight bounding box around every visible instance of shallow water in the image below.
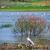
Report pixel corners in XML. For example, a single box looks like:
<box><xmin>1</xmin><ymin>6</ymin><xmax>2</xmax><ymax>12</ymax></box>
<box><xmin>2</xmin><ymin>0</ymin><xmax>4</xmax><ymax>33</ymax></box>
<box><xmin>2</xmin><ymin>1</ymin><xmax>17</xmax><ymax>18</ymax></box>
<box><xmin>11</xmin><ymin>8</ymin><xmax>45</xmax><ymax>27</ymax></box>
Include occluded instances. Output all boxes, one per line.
<box><xmin>0</xmin><ymin>12</ymin><xmax>50</xmax><ymax>43</ymax></box>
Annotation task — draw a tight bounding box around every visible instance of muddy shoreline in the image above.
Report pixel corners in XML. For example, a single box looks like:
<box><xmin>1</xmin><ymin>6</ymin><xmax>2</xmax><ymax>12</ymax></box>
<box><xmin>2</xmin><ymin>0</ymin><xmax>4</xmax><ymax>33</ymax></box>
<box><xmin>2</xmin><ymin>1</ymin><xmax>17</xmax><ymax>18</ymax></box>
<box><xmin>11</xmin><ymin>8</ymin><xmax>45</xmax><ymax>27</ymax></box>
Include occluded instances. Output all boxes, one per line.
<box><xmin>0</xmin><ymin>43</ymin><xmax>48</xmax><ymax>50</ymax></box>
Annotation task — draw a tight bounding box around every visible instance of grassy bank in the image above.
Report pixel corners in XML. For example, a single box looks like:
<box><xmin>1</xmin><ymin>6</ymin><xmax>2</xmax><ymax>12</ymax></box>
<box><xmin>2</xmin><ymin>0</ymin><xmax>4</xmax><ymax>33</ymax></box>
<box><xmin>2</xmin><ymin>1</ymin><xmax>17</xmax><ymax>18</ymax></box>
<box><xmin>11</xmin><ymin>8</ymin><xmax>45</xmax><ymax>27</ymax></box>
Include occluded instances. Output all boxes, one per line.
<box><xmin>0</xmin><ymin>6</ymin><xmax>50</xmax><ymax>11</ymax></box>
<box><xmin>0</xmin><ymin>2</ymin><xmax>50</xmax><ymax>11</ymax></box>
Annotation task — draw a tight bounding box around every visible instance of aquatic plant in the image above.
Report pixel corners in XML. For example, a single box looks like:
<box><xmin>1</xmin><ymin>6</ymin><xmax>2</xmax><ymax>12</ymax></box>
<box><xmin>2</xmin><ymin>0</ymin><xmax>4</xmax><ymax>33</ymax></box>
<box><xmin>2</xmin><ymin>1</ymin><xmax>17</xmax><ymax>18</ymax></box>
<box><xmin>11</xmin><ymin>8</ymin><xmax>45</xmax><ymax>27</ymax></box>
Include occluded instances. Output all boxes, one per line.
<box><xmin>0</xmin><ymin>24</ymin><xmax>13</xmax><ymax>28</ymax></box>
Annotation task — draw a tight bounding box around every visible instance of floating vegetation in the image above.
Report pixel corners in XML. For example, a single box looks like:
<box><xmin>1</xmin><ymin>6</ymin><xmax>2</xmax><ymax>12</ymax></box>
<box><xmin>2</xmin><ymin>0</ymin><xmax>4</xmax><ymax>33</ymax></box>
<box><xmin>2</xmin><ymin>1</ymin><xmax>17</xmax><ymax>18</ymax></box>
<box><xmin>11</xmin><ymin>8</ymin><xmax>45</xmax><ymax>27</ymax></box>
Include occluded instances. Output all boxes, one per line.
<box><xmin>0</xmin><ymin>24</ymin><xmax>13</xmax><ymax>28</ymax></box>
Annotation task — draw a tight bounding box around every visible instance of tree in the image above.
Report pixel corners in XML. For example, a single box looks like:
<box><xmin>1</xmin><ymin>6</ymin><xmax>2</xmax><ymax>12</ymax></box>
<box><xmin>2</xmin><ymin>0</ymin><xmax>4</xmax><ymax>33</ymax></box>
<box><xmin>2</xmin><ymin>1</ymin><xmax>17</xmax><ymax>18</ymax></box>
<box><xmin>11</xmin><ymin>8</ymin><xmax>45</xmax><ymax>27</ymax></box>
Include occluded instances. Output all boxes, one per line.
<box><xmin>27</xmin><ymin>16</ymin><xmax>46</xmax><ymax>38</ymax></box>
<box><xmin>15</xmin><ymin>16</ymin><xmax>29</xmax><ymax>41</ymax></box>
<box><xmin>15</xmin><ymin>16</ymin><xmax>46</xmax><ymax>41</ymax></box>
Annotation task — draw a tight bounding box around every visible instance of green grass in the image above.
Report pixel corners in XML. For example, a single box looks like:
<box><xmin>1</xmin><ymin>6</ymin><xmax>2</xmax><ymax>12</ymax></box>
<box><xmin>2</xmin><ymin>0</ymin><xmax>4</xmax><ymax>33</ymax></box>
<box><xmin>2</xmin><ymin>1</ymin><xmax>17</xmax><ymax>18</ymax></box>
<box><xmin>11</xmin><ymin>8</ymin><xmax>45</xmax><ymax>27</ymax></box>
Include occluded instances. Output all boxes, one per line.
<box><xmin>0</xmin><ymin>6</ymin><xmax>50</xmax><ymax>11</ymax></box>
<box><xmin>0</xmin><ymin>2</ymin><xmax>50</xmax><ymax>11</ymax></box>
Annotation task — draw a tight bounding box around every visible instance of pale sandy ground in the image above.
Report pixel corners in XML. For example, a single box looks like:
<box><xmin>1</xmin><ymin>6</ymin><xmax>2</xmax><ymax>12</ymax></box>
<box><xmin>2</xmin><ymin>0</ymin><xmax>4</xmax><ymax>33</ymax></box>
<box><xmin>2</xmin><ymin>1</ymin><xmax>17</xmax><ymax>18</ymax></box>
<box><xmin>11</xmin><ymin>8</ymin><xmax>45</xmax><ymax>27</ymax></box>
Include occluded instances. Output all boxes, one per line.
<box><xmin>32</xmin><ymin>1</ymin><xmax>50</xmax><ymax>6</ymax></box>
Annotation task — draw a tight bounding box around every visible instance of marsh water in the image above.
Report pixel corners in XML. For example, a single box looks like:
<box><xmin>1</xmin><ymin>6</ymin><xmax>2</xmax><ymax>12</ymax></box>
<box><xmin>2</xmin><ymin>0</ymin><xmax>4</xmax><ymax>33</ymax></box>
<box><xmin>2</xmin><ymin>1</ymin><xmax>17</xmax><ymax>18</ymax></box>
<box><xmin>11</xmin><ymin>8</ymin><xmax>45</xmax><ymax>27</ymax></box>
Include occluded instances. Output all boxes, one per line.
<box><xmin>0</xmin><ymin>12</ymin><xmax>50</xmax><ymax>44</ymax></box>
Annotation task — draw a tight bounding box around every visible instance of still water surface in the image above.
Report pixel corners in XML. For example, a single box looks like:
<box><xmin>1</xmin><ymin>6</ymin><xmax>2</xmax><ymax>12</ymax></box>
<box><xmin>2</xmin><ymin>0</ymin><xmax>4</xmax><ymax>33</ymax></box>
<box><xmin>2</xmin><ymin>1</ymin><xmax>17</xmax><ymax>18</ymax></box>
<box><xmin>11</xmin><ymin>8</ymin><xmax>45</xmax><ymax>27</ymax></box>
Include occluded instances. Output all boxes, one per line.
<box><xmin>0</xmin><ymin>12</ymin><xmax>50</xmax><ymax>43</ymax></box>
